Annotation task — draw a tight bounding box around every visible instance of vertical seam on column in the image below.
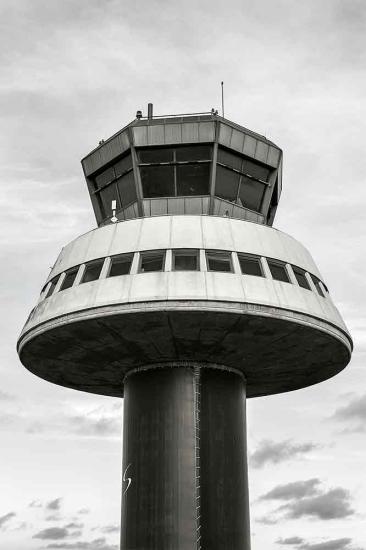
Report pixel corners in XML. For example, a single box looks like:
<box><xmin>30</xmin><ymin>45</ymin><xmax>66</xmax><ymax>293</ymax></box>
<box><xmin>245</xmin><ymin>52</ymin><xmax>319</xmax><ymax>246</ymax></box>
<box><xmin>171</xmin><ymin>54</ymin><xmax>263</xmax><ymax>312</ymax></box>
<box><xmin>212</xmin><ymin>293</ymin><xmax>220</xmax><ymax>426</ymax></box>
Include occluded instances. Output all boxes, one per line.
<box><xmin>193</xmin><ymin>365</ymin><xmax>201</xmax><ymax>550</ymax></box>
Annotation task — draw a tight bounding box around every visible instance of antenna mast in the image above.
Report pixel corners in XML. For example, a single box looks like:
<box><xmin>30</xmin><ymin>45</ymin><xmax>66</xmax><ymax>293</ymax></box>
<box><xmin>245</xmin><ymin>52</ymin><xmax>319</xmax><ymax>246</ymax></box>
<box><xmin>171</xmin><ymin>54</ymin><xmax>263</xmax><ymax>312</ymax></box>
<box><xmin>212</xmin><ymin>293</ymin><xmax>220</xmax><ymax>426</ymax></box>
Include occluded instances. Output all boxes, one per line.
<box><xmin>221</xmin><ymin>81</ymin><xmax>225</xmax><ymax>118</ymax></box>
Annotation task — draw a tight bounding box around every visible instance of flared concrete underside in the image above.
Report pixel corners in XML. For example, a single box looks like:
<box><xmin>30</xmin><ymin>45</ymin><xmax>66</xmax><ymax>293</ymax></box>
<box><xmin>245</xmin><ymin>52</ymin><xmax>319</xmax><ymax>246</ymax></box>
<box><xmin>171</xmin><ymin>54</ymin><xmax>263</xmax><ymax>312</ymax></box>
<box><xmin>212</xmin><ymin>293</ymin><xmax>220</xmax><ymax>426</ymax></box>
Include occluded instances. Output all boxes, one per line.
<box><xmin>18</xmin><ymin>301</ymin><xmax>352</xmax><ymax>398</ymax></box>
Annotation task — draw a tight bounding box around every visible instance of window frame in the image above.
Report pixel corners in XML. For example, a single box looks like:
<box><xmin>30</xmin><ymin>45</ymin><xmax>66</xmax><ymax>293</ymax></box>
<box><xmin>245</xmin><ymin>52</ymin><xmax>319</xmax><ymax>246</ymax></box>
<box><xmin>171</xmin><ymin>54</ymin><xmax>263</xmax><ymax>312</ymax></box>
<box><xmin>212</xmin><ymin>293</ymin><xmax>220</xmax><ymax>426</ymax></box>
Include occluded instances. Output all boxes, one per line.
<box><xmin>59</xmin><ymin>266</ymin><xmax>80</xmax><ymax>291</ymax></box>
<box><xmin>215</xmin><ymin>146</ymin><xmax>270</xmax><ymax>212</ymax></box>
<box><xmin>107</xmin><ymin>253</ymin><xmax>134</xmax><ymax>278</ymax></box>
<box><xmin>267</xmin><ymin>259</ymin><xmax>291</xmax><ymax>283</ymax></box>
<box><xmin>205</xmin><ymin>250</ymin><xmax>233</xmax><ymax>273</ymax></box>
<box><xmin>172</xmin><ymin>249</ymin><xmax>200</xmax><ymax>272</ymax></box>
<box><xmin>138</xmin><ymin>249</ymin><xmax>166</xmax><ymax>273</ymax></box>
<box><xmin>238</xmin><ymin>254</ymin><xmax>264</xmax><ymax>277</ymax></box>
<box><xmin>80</xmin><ymin>258</ymin><xmax>105</xmax><ymax>284</ymax></box>
<box><xmin>292</xmin><ymin>265</ymin><xmax>311</xmax><ymax>290</ymax></box>
<box><xmin>137</xmin><ymin>144</ymin><xmax>213</xmax><ymax>199</ymax></box>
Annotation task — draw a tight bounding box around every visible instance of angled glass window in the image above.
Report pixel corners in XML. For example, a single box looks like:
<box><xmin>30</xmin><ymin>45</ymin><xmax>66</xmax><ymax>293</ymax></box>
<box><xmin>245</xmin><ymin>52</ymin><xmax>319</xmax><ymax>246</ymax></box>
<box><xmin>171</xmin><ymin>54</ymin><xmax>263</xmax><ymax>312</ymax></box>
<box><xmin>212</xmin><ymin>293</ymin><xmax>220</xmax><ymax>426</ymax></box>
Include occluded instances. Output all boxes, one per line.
<box><xmin>176</xmin><ymin>164</ymin><xmax>210</xmax><ymax>196</ymax></box>
<box><xmin>117</xmin><ymin>171</ymin><xmax>137</xmax><ymax>208</ymax></box>
<box><xmin>60</xmin><ymin>267</ymin><xmax>79</xmax><ymax>291</ymax></box>
<box><xmin>173</xmin><ymin>249</ymin><xmax>199</xmax><ymax>271</ymax></box>
<box><xmin>267</xmin><ymin>259</ymin><xmax>290</xmax><ymax>283</ymax></box>
<box><xmin>140</xmin><ymin>165</ymin><xmax>175</xmax><ymax>198</ymax></box>
<box><xmin>310</xmin><ymin>274</ymin><xmax>325</xmax><ymax>297</ymax></box>
<box><xmin>81</xmin><ymin>259</ymin><xmax>104</xmax><ymax>284</ymax></box>
<box><xmin>206</xmin><ymin>250</ymin><xmax>233</xmax><ymax>272</ymax></box>
<box><xmin>100</xmin><ymin>182</ymin><xmax>121</xmax><ymax>218</ymax></box>
<box><xmin>108</xmin><ymin>254</ymin><xmax>133</xmax><ymax>277</ymax></box>
<box><xmin>215</xmin><ymin>165</ymin><xmax>240</xmax><ymax>202</ymax></box>
<box><xmin>44</xmin><ymin>275</ymin><xmax>60</xmax><ymax>299</ymax></box>
<box><xmin>242</xmin><ymin>159</ymin><xmax>270</xmax><ymax>182</ymax></box>
<box><xmin>94</xmin><ymin>166</ymin><xmax>115</xmax><ymax>189</ymax></box>
<box><xmin>292</xmin><ymin>266</ymin><xmax>311</xmax><ymax>290</ymax></box>
<box><xmin>217</xmin><ymin>148</ymin><xmax>243</xmax><ymax>171</ymax></box>
<box><xmin>114</xmin><ymin>154</ymin><xmax>132</xmax><ymax>177</ymax></box>
<box><xmin>238</xmin><ymin>176</ymin><xmax>266</xmax><ymax>212</ymax></box>
<box><xmin>238</xmin><ymin>254</ymin><xmax>263</xmax><ymax>277</ymax></box>
<box><xmin>138</xmin><ymin>148</ymin><xmax>173</xmax><ymax>163</ymax></box>
<box><xmin>175</xmin><ymin>145</ymin><xmax>212</xmax><ymax>162</ymax></box>
<box><xmin>139</xmin><ymin>250</ymin><xmax>165</xmax><ymax>273</ymax></box>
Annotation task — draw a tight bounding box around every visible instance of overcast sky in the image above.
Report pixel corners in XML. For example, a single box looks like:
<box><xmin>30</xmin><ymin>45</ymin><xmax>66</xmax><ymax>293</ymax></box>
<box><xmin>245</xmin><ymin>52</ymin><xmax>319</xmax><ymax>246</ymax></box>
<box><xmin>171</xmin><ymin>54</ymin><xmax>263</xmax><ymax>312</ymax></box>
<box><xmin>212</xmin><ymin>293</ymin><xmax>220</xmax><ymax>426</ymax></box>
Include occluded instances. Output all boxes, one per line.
<box><xmin>1</xmin><ymin>1</ymin><xmax>365</xmax><ymax>549</ymax></box>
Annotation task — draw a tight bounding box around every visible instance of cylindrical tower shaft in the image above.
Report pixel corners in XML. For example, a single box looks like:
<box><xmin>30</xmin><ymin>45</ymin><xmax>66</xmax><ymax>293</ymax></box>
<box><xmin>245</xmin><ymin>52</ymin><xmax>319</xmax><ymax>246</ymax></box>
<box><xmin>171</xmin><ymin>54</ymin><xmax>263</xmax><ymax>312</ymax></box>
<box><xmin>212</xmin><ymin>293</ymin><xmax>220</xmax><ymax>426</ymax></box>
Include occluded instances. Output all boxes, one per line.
<box><xmin>121</xmin><ymin>365</ymin><xmax>250</xmax><ymax>550</ymax></box>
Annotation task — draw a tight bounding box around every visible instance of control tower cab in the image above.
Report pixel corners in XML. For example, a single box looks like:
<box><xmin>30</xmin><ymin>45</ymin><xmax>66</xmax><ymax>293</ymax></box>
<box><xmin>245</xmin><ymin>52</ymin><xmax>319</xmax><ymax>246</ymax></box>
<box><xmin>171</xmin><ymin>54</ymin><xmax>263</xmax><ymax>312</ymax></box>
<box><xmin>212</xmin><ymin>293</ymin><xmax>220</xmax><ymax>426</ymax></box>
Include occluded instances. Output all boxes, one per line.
<box><xmin>17</xmin><ymin>108</ymin><xmax>352</xmax><ymax>550</ymax></box>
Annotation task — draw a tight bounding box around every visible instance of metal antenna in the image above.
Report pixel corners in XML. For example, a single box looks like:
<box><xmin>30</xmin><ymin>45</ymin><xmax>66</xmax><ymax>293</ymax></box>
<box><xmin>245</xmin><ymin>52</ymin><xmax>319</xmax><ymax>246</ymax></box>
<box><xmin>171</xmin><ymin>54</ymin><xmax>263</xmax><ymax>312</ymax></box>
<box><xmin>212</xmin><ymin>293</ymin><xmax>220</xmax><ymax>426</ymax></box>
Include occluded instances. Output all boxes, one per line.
<box><xmin>221</xmin><ymin>81</ymin><xmax>225</xmax><ymax>118</ymax></box>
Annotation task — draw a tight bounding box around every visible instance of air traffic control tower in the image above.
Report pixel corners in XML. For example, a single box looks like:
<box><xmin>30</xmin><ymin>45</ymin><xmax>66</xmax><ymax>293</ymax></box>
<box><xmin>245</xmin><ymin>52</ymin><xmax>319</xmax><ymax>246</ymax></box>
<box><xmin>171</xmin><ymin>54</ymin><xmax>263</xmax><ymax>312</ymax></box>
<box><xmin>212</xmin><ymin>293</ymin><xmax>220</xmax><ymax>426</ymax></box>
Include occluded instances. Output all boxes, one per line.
<box><xmin>17</xmin><ymin>106</ymin><xmax>352</xmax><ymax>550</ymax></box>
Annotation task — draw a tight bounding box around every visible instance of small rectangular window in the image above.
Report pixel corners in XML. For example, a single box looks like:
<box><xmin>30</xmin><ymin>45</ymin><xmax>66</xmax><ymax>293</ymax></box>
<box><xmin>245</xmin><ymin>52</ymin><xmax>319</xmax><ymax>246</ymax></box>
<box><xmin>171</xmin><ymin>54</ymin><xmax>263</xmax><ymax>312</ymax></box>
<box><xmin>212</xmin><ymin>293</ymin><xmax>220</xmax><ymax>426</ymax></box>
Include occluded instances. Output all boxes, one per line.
<box><xmin>108</xmin><ymin>254</ymin><xmax>133</xmax><ymax>277</ymax></box>
<box><xmin>238</xmin><ymin>255</ymin><xmax>263</xmax><ymax>277</ymax></box>
<box><xmin>292</xmin><ymin>266</ymin><xmax>311</xmax><ymax>290</ymax></box>
<box><xmin>176</xmin><ymin>145</ymin><xmax>212</xmax><ymax>162</ymax></box>
<box><xmin>138</xmin><ymin>148</ymin><xmax>173</xmax><ymax>163</ymax></box>
<box><xmin>173</xmin><ymin>249</ymin><xmax>199</xmax><ymax>271</ymax></box>
<box><xmin>310</xmin><ymin>274</ymin><xmax>325</xmax><ymax>297</ymax></box>
<box><xmin>217</xmin><ymin>148</ymin><xmax>243</xmax><ymax>171</ymax></box>
<box><xmin>60</xmin><ymin>267</ymin><xmax>79</xmax><ymax>291</ymax></box>
<box><xmin>139</xmin><ymin>250</ymin><xmax>165</xmax><ymax>273</ymax></box>
<box><xmin>267</xmin><ymin>260</ymin><xmax>290</xmax><ymax>283</ymax></box>
<box><xmin>206</xmin><ymin>250</ymin><xmax>233</xmax><ymax>272</ymax></box>
<box><xmin>81</xmin><ymin>259</ymin><xmax>104</xmax><ymax>284</ymax></box>
<box><xmin>44</xmin><ymin>275</ymin><xmax>60</xmax><ymax>299</ymax></box>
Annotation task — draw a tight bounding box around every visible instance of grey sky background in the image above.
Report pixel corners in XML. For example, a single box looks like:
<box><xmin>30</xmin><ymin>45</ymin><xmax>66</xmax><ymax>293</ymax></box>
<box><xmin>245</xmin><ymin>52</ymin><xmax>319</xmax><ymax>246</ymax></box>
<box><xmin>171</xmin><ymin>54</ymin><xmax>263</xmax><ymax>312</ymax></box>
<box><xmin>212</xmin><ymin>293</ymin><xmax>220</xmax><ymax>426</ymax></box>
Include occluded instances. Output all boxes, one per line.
<box><xmin>1</xmin><ymin>1</ymin><xmax>365</xmax><ymax>549</ymax></box>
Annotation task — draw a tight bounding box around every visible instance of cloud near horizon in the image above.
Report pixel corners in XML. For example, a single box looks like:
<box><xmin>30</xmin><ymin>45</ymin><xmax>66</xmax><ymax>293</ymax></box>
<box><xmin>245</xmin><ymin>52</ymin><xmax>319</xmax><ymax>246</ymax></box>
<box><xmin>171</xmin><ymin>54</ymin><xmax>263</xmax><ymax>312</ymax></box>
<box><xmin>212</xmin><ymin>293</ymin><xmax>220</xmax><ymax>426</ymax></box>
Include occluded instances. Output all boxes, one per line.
<box><xmin>250</xmin><ymin>440</ymin><xmax>318</xmax><ymax>468</ymax></box>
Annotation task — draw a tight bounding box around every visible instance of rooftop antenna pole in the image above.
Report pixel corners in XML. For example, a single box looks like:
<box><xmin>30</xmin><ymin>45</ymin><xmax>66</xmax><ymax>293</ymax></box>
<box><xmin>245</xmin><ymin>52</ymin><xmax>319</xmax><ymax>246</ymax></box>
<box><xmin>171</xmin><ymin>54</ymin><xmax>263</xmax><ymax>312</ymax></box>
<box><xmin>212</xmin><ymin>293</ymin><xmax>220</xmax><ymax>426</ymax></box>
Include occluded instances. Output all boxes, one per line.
<box><xmin>221</xmin><ymin>81</ymin><xmax>225</xmax><ymax>118</ymax></box>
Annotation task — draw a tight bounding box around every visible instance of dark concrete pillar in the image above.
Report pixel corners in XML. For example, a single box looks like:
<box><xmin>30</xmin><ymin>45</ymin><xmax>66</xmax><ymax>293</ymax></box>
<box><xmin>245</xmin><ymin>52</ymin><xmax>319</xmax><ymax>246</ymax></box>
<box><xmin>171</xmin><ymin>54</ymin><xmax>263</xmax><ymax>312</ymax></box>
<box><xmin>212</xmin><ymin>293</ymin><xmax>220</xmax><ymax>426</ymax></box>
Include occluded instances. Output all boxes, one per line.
<box><xmin>121</xmin><ymin>365</ymin><xmax>250</xmax><ymax>550</ymax></box>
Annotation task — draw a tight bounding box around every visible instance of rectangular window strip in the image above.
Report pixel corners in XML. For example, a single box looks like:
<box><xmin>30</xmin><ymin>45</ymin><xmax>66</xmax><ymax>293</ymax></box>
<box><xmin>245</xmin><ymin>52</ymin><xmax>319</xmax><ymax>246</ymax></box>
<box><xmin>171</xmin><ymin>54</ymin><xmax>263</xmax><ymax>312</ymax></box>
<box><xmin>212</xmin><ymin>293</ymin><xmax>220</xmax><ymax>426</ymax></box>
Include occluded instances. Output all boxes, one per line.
<box><xmin>41</xmin><ymin>250</ymin><xmax>329</xmax><ymax>300</ymax></box>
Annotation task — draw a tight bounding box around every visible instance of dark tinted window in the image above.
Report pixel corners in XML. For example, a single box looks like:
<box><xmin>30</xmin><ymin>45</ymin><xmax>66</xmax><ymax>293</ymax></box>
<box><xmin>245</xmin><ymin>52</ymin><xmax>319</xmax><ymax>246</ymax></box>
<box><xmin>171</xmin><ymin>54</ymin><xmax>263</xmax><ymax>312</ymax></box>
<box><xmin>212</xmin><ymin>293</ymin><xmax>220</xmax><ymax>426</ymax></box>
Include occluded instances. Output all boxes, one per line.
<box><xmin>139</xmin><ymin>250</ymin><xmax>165</xmax><ymax>273</ymax></box>
<box><xmin>217</xmin><ymin>148</ymin><xmax>243</xmax><ymax>171</ymax></box>
<box><xmin>95</xmin><ymin>166</ymin><xmax>115</xmax><ymax>189</ymax></box>
<box><xmin>176</xmin><ymin>145</ymin><xmax>212</xmax><ymax>161</ymax></box>
<box><xmin>60</xmin><ymin>267</ymin><xmax>79</xmax><ymax>291</ymax></box>
<box><xmin>173</xmin><ymin>249</ymin><xmax>199</xmax><ymax>271</ymax></box>
<box><xmin>100</xmin><ymin>183</ymin><xmax>121</xmax><ymax>217</ymax></box>
<box><xmin>176</xmin><ymin>164</ymin><xmax>210</xmax><ymax>195</ymax></box>
<box><xmin>114</xmin><ymin>154</ymin><xmax>132</xmax><ymax>177</ymax></box>
<box><xmin>238</xmin><ymin>255</ymin><xmax>263</xmax><ymax>277</ymax></box>
<box><xmin>206</xmin><ymin>250</ymin><xmax>233</xmax><ymax>272</ymax></box>
<box><xmin>238</xmin><ymin>176</ymin><xmax>265</xmax><ymax>211</ymax></box>
<box><xmin>117</xmin><ymin>171</ymin><xmax>137</xmax><ymax>207</ymax></box>
<box><xmin>215</xmin><ymin>165</ymin><xmax>240</xmax><ymax>202</ymax></box>
<box><xmin>140</xmin><ymin>165</ymin><xmax>175</xmax><ymax>198</ymax></box>
<box><xmin>108</xmin><ymin>254</ymin><xmax>133</xmax><ymax>277</ymax></box>
<box><xmin>45</xmin><ymin>275</ymin><xmax>60</xmax><ymax>298</ymax></box>
<box><xmin>293</xmin><ymin>266</ymin><xmax>311</xmax><ymax>290</ymax></box>
<box><xmin>81</xmin><ymin>260</ymin><xmax>104</xmax><ymax>284</ymax></box>
<box><xmin>267</xmin><ymin>260</ymin><xmax>290</xmax><ymax>283</ymax></box>
<box><xmin>138</xmin><ymin>148</ymin><xmax>173</xmax><ymax>163</ymax></box>
<box><xmin>242</xmin><ymin>159</ymin><xmax>270</xmax><ymax>181</ymax></box>
<box><xmin>311</xmin><ymin>274</ymin><xmax>325</xmax><ymax>297</ymax></box>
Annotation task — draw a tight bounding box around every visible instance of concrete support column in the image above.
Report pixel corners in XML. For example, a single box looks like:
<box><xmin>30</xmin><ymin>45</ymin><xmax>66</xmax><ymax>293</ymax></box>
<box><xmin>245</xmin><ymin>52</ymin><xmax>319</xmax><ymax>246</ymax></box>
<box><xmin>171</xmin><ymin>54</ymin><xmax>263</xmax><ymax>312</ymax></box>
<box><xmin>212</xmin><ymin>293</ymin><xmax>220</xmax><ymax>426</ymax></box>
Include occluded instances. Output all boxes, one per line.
<box><xmin>121</xmin><ymin>364</ymin><xmax>250</xmax><ymax>550</ymax></box>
